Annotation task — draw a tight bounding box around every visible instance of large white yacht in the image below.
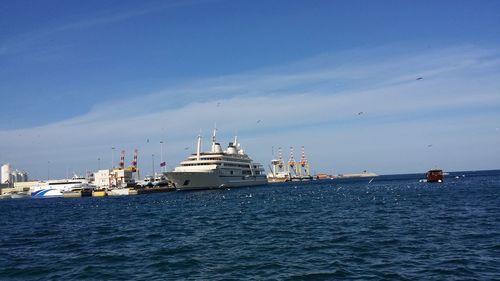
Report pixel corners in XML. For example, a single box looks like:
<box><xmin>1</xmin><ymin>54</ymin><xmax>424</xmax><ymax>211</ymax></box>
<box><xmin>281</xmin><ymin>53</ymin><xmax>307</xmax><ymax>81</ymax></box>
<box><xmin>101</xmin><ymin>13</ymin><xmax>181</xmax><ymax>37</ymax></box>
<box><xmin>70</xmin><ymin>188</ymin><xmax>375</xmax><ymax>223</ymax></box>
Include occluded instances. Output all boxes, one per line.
<box><xmin>166</xmin><ymin>129</ymin><xmax>268</xmax><ymax>190</ymax></box>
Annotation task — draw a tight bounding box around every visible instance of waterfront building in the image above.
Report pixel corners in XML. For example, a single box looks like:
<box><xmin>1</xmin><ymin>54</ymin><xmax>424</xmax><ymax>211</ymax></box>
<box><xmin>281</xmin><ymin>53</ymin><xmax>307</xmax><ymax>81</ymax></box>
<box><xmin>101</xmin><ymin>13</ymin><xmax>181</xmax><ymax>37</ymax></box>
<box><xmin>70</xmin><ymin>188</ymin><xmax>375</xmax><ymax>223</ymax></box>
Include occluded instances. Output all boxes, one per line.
<box><xmin>1</xmin><ymin>164</ymin><xmax>11</xmax><ymax>184</ymax></box>
<box><xmin>1</xmin><ymin>164</ymin><xmax>29</xmax><ymax>186</ymax></box>
<box><xmin>94</xmin><ymin>168</ymin><xmax>134</xmax><ymax>189</ymax></box>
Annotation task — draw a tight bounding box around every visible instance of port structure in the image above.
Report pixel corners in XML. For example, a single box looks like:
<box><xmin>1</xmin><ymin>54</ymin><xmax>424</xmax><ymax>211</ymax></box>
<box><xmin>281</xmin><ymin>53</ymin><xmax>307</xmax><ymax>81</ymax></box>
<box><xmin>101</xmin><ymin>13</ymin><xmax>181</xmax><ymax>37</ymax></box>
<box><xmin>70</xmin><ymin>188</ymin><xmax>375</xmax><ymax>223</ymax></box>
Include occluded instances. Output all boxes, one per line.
<box><xmin>287</xmin><ymin>146</ymin><xmax>296</xmax><ymax>176</ymax></box>
<box><xmin>298</xmin><ymin>145</ymin><xmax>311</xmax><ymax>179</ymax></box>
<box><xmin>270</xmin><ymin>147</ymin><xmax>286</xmax><ymax>175</ymax></box>
<box><xmin>95</xmin><ymin>149</ymin><xmax>139</xmax><ymax>189</ymax></box>
<box><xmin>268</xmin><ymin>145</ymin><xmax>312</xmax><ymax>182</ymax></box>
<box><xmin>267</xmin><ymin>147</ymin><xmax>291</xmax><ymax>183</ymax></box>
<box><xmin>116</xmin><ymin>149</ymin><xmax>139</xmax><ymax>176</ymax></box>
<box><xmin>278</xmin><ymin>147</ymin><xmax>284</xmax><ymax>170</ymax></box>
<box><xmin>119</xmin><ymin>150</ymin><xmax>126</xmax><ymax>168</ymax></box>
<box><xmin>129</xmin><ymin>149</ymin><xmax>139</xmax><ymax>178</ymax></box>
<box><xmin>288</xmin><ymin>145</ymin><xmax>313</xmax><ymax>181</ymax></box>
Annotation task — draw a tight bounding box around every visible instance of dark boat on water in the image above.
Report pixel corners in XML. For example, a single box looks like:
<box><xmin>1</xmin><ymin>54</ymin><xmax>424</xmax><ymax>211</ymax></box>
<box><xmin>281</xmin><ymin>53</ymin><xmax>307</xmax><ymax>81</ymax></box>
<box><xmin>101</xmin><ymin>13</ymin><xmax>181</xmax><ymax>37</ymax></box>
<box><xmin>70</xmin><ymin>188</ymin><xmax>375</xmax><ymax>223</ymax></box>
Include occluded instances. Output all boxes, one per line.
<box><xmin>427</xmin><ymin>169</ymin><xmax>444</xmax><ymax>183</ymax></box>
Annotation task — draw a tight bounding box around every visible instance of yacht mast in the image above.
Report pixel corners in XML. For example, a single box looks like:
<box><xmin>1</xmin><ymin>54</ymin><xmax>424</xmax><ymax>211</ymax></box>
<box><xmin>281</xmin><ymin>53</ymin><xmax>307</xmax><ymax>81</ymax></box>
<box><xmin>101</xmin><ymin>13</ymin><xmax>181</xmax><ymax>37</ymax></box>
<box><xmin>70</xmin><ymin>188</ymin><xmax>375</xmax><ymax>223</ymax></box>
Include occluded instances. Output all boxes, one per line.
<box><xmin>196</xmin><ymin>133</ymin><xmax>202</xmax><ymax>161</ymax></box>
<box><xmin>211</xmin><ymin>126</ymin><xmax>217</xmax><ymax>152</ymax></box>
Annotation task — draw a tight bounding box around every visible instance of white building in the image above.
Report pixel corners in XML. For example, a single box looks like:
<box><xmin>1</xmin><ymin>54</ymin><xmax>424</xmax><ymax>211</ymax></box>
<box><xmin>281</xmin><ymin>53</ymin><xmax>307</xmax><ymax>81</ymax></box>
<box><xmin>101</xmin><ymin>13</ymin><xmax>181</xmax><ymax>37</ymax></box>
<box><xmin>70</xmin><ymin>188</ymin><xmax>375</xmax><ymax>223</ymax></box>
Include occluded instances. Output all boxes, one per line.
<box><xmin>94</xmin><ymin>169</ymin><xmax>111</xmax><ymax>188</ymax></box>
<box><xmin>12</xmin><ymin>170</ymin><xmax>28</xmax><ymax>182</ymax></box>
<box><xmin>1</xmin><ymin>164</ymin><xmax>11</xmax><ymax>184</ymax></box>
<box><xmin>1</xmin><ymin>164</ymin><xmax>29</xmax><ymax>187</ymax></box>
<box><xmin>94</xmin><ymin>168</ymin><xmax>134</xmax><ymax>189</ymax></box>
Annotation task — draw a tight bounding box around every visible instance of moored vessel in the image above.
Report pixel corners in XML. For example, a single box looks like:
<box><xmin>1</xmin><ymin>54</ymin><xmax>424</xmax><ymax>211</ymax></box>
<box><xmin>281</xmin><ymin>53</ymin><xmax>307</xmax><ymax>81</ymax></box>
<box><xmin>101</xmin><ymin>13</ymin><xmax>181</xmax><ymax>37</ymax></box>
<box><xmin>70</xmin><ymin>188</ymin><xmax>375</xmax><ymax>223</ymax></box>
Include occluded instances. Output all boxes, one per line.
<box><xmin>107</xmin><ymin>188</ymin><xmax>131</xmax><ymax>196</ymax></box>
<box><xmin>166</xmin><ymin>129</ymin><xmax>267</xmax><ymax>190</ymax></box>
<box><xmin>267</xmin><ymin>171</ymin><xmax>290</xmax><ymax>183</ymax></box>
<box><xmin>267</xmin><ymin>149</ymin><xmax>290</xmax><ymax>183</ymax></box>
<box><xmin>31</xmin><ymin>188</ymin><xmax>64</xmax><ymax>198</ymax></box>
<box><xmin>337</xmin><ymin>171</ymin><xmax>378</xmax><ymax>178</ymax></box>
<box><xmin>0</xmin><ymin>194</ymin><xmax>11</xmax><ymax>199</ymax></box>
<box><xmin>31</xmin><ymin>175</ymin><xmax>93</xmax><ymax>198</ymax></box>
<box><xmin>10</xmin><ymin>192</ymin><xmax>29</xmax><ymax>199</ymax></box>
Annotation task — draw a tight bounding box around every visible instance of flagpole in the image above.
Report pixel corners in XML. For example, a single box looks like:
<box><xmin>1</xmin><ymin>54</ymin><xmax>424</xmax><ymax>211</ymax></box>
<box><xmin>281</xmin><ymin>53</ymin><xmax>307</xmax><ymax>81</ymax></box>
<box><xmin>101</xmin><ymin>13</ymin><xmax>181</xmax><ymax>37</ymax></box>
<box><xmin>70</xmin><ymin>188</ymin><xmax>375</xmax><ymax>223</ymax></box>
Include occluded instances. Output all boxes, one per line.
<box><xmin>160</xmin><ymin>140</ymin><xmax>164</xmax><ymax>172</ymax></box>
<box><xmin>152</xmin><ymin>154</ymin><xmax>155</xmax><ymax>178</ymax></box>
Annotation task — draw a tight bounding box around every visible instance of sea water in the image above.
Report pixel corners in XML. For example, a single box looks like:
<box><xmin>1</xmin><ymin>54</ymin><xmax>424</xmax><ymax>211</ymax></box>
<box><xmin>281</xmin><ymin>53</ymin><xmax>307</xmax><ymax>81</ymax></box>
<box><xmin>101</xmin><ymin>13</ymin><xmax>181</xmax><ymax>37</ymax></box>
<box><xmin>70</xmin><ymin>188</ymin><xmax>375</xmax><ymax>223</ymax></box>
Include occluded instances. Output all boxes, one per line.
<box><xmin>0</xmin><ymin>170</ymin><xmax>499</xmax><ymax>280</ymax></box>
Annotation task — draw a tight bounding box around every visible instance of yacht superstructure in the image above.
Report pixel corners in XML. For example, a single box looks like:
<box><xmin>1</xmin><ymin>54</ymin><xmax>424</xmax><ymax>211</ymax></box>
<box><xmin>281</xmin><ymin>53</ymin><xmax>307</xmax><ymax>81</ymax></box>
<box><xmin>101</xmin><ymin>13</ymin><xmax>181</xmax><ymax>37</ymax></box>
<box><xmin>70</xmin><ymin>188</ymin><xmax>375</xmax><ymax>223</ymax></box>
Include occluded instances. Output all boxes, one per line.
<box><xmin>166</xmin><ymin>129</ymin><xmax>267</xmax><ymax>190</ymax></box>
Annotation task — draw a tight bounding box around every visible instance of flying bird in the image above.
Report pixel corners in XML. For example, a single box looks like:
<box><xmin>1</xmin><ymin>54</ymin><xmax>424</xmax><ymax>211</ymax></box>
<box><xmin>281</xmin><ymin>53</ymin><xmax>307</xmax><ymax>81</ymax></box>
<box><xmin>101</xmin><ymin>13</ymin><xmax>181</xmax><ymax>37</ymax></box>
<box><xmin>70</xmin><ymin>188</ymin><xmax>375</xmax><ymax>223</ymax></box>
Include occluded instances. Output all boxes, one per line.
<box><xmin>256</xmin><ymin>120</ymin><xmax>261</xmax><ymax>124</ymax></box>
<box><xmin>358</xmin><ymin>111</ymin><xmax>364</xmax><ymax>115</ymax></box>
<box><xmin>427</xmin><ymin>144</ymin><xmax>433</xmax><ymax>147</ymax></box>
<box><xmin>416</xmin><ymin>77</ymin><xmax>423</xmax><ymax>80</ymax></box>
<box><xmin>184</xmin><ymin>147</ymin><xmax>190</xmax><ymax>150</ymax></box>
<box><xmin>216</xmin><ymin>102</ymin><xmax>221</xmax><ymax>107</ymax></box>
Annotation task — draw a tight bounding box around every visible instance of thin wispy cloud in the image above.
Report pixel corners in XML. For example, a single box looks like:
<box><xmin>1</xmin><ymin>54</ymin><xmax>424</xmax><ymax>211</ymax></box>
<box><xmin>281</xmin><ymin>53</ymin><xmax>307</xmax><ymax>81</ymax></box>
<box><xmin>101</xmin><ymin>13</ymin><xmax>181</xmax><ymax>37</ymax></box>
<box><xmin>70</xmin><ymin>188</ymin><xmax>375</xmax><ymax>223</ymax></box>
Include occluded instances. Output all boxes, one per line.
<box><xmin>0</xmin><ymin>0</ymin><xmax>213</xmax><ymax>57</ymax></box>
<box><xmin>1</xmin><ymin>45</ymin><xmax>499</xmax><ymax>178</ymax></box>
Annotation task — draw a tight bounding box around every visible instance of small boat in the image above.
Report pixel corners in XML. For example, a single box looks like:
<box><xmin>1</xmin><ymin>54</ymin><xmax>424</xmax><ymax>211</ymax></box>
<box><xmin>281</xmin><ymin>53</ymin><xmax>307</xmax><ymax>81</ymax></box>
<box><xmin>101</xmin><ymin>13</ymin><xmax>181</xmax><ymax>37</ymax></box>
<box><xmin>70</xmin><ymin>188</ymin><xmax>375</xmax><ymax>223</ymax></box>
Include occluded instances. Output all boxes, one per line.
<box><xmin>80</xmin><ymin>185</ymin><xmax>94</xmax><ymax>197</ymax></box>
<box><xmin>107</xmin><ymin>188</ymin><xmax>130</xmax><ymax>196</ymax></box>
<box><xmin>426</xmin><ymin>169</ymin><xmax>444</xmax><ymax>183</ymax></box>
<box><xmin>267</xmin><ymin>161</ymin><xmax>290</xmax><ymax>183</ymax></box>
<box><xmin>267</xmin><ymin>172</ymin><xmax>290</xmax><ymax>183</ymax></box>
<box><xmin>0</xmin><ymin>194</ymin><xmax>11</xmax><ymax>199</ymax></box>
<box><xmin>291</xmin><ymin>175</ymin><xmax>314</xmax><ymax>181</ymax></box>
<box><xmin>10</xmin><ymin>192</ymin><xmax>29</xmax><ymax>199</ymax></box>
<box><xmin>316</xmin><ymin>173</ymin><xmax>335</xmax><ymax>180</ymax></box>
<box><xmin>137</xmin><ymin>176</ymin><xmax>154</xmax><ymax>187</ymax></box>
<box><xmin>153</xmin><ymin>175</ymin><xmax>169</xmax><ymax>187</ymax></box>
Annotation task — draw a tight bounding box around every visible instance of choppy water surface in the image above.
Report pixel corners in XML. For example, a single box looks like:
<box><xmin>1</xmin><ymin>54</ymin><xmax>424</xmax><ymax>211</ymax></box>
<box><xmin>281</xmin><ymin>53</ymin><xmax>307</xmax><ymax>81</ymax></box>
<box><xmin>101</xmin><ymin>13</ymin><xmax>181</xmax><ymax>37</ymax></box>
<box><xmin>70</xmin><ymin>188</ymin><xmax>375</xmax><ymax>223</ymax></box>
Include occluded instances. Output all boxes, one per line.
<box><xmin>1</xmin><ymin>170</ymin><xmax>499</xmax><ymax>280</ymax></box>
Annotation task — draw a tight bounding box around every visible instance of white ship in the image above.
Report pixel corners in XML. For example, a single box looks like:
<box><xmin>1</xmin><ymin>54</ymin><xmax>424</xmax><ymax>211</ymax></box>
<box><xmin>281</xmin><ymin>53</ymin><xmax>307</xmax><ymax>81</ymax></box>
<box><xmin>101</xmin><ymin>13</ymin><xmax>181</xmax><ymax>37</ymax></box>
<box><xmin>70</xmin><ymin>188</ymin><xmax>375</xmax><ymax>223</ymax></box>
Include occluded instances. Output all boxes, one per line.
<box><xmin>337</xmin><ymin>171</ymin><xmax>378</xmax><ymax>178</ymax></box>
<box><xmin>166</xmin><ymin>129</ymin><xmax>268</xmax><ymax>190</ymax></box>
<box><xmin>31</xmin><ymin>175</ymin><xmax>93</xmax><ymax>198</ymax></box>
<box><xmin>267</xmin><ymin>159</ymin><xmax>290</xmax><ymax>183</ymax></box>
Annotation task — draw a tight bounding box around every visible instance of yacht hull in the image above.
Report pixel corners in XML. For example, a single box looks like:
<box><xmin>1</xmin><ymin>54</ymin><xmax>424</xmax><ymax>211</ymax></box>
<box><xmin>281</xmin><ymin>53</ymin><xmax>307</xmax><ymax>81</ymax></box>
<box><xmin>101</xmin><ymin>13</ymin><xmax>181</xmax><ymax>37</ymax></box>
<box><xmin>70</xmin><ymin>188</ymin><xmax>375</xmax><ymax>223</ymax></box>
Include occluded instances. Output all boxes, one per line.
<box><xmin>166</xmin><ymin>172</ymin><xmax>268</xmax><ymax>190</ymax></box>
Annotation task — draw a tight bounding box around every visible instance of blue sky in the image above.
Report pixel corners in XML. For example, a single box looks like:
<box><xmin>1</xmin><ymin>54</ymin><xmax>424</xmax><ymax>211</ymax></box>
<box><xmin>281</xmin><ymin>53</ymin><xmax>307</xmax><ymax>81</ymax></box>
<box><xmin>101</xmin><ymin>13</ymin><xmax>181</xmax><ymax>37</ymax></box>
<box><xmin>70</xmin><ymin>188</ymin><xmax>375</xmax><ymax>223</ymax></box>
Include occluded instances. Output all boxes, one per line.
<box><xmin>1</xmin><ymin>0</ymin><xmax>499</xmax><ymax>179</ymax></box>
